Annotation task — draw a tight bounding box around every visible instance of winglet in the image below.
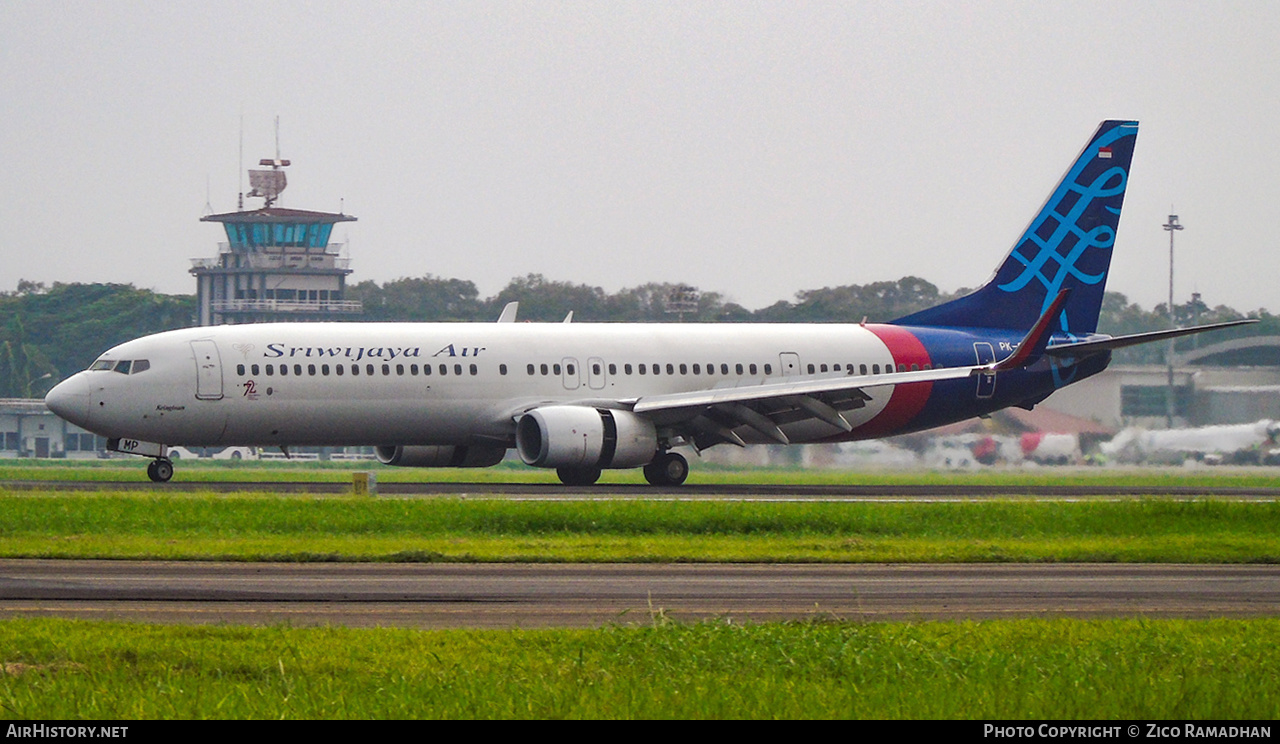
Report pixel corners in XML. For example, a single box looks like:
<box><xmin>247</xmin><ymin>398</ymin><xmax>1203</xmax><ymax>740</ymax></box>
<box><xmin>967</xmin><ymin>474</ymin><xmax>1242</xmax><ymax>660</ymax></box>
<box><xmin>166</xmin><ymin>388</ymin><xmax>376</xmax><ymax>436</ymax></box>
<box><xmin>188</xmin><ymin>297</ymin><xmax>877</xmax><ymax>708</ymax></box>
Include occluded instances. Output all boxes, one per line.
<box><xmin>986</xmin><ymin>288</ymin><xmax>1071</xmax><ymax>372</ymax></box>
<box><xmin>496</xmin><ymin>302</ymin><xmax>519</xmax><ymax>323</ymax></box>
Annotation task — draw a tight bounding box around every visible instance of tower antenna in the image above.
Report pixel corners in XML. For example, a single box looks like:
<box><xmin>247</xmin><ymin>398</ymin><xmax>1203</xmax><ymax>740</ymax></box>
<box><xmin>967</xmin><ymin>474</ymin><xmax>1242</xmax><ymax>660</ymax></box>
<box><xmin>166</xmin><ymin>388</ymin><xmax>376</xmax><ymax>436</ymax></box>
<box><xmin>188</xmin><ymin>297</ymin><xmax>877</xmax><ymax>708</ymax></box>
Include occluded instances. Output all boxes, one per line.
<box><xmin>237</xmin><ymin>114</ymin><xmax>244</xmax><ymax>211</ymax></box>
<box><xmin>247</xmin><ymin>117</ymin><xmax>290</xmax><ymax>208</ymax></box>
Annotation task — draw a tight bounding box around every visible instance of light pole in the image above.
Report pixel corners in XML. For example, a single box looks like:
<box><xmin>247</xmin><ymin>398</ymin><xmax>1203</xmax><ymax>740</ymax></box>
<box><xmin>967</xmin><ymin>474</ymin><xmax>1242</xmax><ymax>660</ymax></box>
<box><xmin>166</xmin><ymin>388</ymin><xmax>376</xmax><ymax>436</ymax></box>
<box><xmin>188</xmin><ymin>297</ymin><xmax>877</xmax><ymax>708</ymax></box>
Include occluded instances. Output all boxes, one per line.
<box><xmin>1163</xmin><ymin>213</ymin><xmax>1184</xmax><ymax>428</ymax></box>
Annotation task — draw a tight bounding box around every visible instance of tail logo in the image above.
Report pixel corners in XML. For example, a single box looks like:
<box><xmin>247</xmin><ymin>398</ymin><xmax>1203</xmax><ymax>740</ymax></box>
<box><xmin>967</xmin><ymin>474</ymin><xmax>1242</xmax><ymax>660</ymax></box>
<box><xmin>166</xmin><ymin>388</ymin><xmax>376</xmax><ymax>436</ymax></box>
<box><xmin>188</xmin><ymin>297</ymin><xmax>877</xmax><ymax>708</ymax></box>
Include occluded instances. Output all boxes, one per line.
<box><xmin>995</xmin><ymin>124</ymin><xmax>1136</xmax><ymax>334</ymax></box>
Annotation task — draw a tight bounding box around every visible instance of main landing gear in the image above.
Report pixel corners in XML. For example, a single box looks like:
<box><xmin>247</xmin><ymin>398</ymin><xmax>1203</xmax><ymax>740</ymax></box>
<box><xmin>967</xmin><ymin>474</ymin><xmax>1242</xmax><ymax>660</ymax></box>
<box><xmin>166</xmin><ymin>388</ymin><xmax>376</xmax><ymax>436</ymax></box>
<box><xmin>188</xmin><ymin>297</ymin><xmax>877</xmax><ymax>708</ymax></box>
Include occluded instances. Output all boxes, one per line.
<box><xmin>643</xmin><ymin>451</ymin><xmax>689</xmax><ymax>487</ymax></box>
<box><xmin>556</xmin><ymin>466</ymin><xmax>602</xmax><ymax>486</ymax></box>
<box><xmin>554</xmin><ymin>451</ymin><xmax>690</xmax><ymax>487</ymax></box>
<box><xmin>146</xmin><ymin>458</ymin><xmax>174</xmax><ymax>483</ymax></box>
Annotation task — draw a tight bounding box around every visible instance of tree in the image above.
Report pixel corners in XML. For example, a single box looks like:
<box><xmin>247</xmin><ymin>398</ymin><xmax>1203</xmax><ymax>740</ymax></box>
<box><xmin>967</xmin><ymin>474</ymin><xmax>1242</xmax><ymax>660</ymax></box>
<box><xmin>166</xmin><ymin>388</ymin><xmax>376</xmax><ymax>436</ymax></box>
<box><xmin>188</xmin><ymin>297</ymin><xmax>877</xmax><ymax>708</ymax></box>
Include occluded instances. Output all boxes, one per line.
<box><xmin>347</xmin><ymin>275</ymin><xmax>483</xmax><ymax>321</ymax></box>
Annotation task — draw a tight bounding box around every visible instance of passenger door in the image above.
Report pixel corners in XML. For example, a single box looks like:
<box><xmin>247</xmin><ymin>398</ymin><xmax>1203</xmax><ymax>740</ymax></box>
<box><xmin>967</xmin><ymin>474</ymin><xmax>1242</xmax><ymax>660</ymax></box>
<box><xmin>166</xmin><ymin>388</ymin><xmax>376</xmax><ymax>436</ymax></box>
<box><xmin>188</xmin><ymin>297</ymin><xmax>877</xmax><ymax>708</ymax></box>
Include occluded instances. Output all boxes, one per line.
<box><xmin>192</xmin><ymin>340</ymin><xmax>224</xmax><ymax>400</ymax></box>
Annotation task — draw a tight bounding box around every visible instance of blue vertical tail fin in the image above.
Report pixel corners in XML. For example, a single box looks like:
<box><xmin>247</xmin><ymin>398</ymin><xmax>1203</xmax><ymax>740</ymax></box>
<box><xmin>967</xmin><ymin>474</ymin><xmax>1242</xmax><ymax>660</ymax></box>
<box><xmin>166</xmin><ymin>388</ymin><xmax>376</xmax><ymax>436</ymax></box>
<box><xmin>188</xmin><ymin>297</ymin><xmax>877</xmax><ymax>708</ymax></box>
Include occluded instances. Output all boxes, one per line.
<box><xmin>894</xmin><ymin>120</ymin><xmax>1138</xmax><ymax>335</ymax></box>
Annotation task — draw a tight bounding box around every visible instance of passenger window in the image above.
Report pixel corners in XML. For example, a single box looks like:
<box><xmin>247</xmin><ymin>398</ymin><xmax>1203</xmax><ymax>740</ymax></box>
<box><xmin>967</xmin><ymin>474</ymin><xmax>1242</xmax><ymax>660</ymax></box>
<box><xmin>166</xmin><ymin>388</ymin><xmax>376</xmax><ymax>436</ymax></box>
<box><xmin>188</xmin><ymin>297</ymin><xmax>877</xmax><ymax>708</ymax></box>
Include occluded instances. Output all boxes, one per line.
<box><xmin>396</xmin><ymin>364</ymin><xmax>404</xmax><ymax>375</ymax></box>
<box><xmin>252</xmin><ymin>364</ymin><xmax>260</xmax><ymax>375</ymax></box>
<box><xmin>898</xmin><ymin>364</ymin><xmax>907</xmax><ymax>372</ymax></box>
<box><xmin>652</xmin><ymin>364</ymin><xmax>660</xmax><ymax>375</ymax></box>
<box><xmin>411</xmin><ymin>364</ymin><xmax>419</xmax><ymax>375</ymax></box>
<box><xmin>335</xmin><ymin>364</ymin><xmax>343</xmax><ymax>376</ymax></box>
<box><xmin>322</xmin><ymin>364</ymin><xmax>330</xmax><ymax>376</ymax></box>
<box><xmin>860</xmin><ymin>364</ymin><xmax>868</xmax><ymax>375</ymax></box>
<box><xmin>679</xmin><ymin>364</ymin><xmax>687</xmax><ymax>375</ymax></box>
<box><xmin>381</xmin><ymin>364</ymin><xmax>390</xmax><ymax>376</ymax></box>
<box><xmin>454</xmin><ymin>364</ymin><xmax>463</xmax><ymax>376</ymax></box>
<box><xmin>350</xmin><ymin>364</ymin><xmax>358</xmax><ymax>376</ymax></box>
<box><xmin>807</xmin><ymin>364</ymin><xmax>815</xmax><ymax>374</ymax></box>
<box><xmin>692</xmin><ymin>364</ymin><xmax>700</xmax><ymax>375</ymax></box>
<box><xmin>749</xmin><ymin>364</ymin><xmax>757</xmax><ymax>375</ymax></box>
<box><xmin>625</xmin><ymin>364</ymin><xmax>633</xmax><ymax>375</ymax></box>
<box><xmin>910</xmin><ymin>364</ymin><xmax>919</xmax><ymax>371</ymax></box>
<box><xmin>279</xmin><ymin>365</ymin><xmax>288</xmax><ymax>376</ymax></box>
<box><xmin>820</xmin><ymin>364</ymin><xmax>828</xmax><ymax>373</ymax></box>
<box><xmin>593</xmin><ymin>363</ymin><xmax>602</xmax><ymax>375</ymax></box>
<box><xmin>308</xmin><ymin>364</ymin><xmax>316</xmax><ymax>376</ymax></box>
<box><xmin>469</xmin><ymin>364</ymin><xmax>477</xmax><ymax>376</ymax></box>
<box><xmin>440</xmin><ymin>364</ymin><xmax>448</xmax><ymax>376</ymax></box>
<box><xmin>366</xmin><ymin>364</ymin><xmax>375</xmax><ymax>376</ymax></box>
<box><xmin>553</xmin><ymin>364</ymin><xmax>562</xmax><ymax>375</ymax></box>
<box><xmin>607</xmin><ymin>363</ymin><xmax>615</xmax><ymax>375</ymax></box>
<box><xmin>527</xmin><ymin>364</ymin><xmax>535</xmax><ymax>375</ymax></box>
<box><xmin>666</xmin><ymin>364</ymin><xmax>674</xmax><ymax>375</ymax></box>
<box><xmin>720</xmin><ymin>364</ymin><xmax>729</xmax><ymax>375</ymax></box>
<box><xmin>266</xmin><ymin>364</ymin><xmax>274</xmax><ymax>376</ymax></box>
<box><xmin>764</xmin><ymin>364</ymin><xmax>772</xmax><ymax>375</ymax></box>
<box><xmin>540</xmin><ymin>364</ymin><xmax>548</xmax><ymax>375</ymax></box>
<box><xmin>294</xmin><ymin>364</ymin><xmax>302</xmax><ymax>376</ymax></box>
<box><xmin>500</xmin><ymin>364</ymin><xmax>508</xmax><ymax>376</ymax></box>
<box><xmin>735</xmin><ymin>363</ymin><xmax>744</xmax><ymax>375</ymax></box>
<box><xmin>237</xmin><ymin>364</ymin><xmax>245</xmax><ymax>376</ymax></box>
<box><xmin>567</xmin><ymin>364</ymin><xmax>576</xmax><ymax>375</ymax></box>
<box><xmin>423</xmin><ymin>364</ymin><xmax>432</xmax><ymax>376</ymax></box>
<box><xmin>638</xmin><ymin>364</ymin><xmax>646</xmax><ymax>375</ymax></box>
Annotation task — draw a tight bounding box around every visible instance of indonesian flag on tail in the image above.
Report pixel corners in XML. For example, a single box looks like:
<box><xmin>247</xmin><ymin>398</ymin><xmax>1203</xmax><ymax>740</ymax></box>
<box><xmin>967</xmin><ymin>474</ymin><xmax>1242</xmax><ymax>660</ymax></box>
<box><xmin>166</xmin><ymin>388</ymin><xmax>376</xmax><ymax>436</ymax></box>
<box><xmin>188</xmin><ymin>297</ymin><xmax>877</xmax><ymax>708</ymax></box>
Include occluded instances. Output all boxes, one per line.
<box><xmin>1098</xmin><ymin>146</ymin><xmax>1113</xmax><ymax>159</ymax></box>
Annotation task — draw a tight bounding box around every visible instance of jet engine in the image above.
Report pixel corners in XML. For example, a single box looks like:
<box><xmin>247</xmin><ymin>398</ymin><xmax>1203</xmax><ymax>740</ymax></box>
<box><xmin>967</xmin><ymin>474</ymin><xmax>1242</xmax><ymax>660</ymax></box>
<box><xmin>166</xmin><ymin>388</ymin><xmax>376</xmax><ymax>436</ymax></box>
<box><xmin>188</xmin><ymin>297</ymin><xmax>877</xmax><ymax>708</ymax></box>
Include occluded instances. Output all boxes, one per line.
<box><xmin>516</xmin><ymin>406</ymin><xmax>658</xmax><ymax>469</ymax></box>
<box><xmin>375</xmin><ymin>444</ymin><xmax>507</xmax><ymax>468</ymax></box>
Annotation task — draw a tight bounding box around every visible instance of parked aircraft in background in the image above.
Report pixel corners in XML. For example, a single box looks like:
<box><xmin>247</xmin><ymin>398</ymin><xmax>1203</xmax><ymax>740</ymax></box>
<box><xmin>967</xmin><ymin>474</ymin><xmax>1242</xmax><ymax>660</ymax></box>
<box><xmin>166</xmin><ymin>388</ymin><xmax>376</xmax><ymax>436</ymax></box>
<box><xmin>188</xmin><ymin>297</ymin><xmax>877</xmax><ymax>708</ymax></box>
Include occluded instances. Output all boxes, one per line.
<box><xmin>45</xmin><ymin>120</ymin><xmax>1253</xmax><ymax>484</ymax></box>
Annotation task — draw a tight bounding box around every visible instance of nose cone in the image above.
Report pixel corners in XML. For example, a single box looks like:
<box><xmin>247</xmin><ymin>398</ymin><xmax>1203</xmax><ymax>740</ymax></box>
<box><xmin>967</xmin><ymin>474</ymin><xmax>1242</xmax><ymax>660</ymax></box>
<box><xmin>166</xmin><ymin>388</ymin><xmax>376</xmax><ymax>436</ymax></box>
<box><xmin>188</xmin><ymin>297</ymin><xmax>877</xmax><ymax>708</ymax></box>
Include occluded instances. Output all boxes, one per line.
<box><xmin>45</xmin><ymin>374</ymin><xmax>91</xmax><ymax>428</ymax></box>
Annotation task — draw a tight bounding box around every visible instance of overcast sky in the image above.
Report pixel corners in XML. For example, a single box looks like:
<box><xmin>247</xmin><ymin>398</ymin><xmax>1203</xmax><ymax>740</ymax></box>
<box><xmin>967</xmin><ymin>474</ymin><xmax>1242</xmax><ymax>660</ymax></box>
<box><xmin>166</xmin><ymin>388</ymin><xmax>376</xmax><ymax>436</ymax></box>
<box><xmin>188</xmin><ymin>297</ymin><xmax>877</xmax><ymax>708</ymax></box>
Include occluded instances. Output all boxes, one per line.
<box><xmin>3</xmin><ymin>1</ymin><xmax>1279</xmax><ymax>314</ymax></box>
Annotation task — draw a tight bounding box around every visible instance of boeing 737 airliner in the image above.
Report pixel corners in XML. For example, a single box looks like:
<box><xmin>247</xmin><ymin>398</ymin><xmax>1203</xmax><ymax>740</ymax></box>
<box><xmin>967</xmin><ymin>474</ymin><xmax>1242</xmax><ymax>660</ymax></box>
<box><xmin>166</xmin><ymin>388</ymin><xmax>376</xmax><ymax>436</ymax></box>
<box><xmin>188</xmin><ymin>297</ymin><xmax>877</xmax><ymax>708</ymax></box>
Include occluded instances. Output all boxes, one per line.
<box><xmin>45</xmin><ymin>121</ymin><xmax>1252</xmax><ymax>484</ymax></box>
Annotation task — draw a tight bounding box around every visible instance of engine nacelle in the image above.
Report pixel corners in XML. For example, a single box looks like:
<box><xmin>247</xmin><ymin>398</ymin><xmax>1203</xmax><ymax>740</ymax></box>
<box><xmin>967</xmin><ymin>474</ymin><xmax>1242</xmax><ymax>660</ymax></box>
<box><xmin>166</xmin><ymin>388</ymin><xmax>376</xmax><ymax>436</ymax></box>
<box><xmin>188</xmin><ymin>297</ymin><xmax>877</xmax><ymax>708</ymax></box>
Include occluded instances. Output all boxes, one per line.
<box><xmin>516</xmin><ymin>406</ymin><xmax>658</xmax><ymax>469</ymax></box>
<box><xmin>375</xmin><ymin>444</ymin><xmax>507</xmax><ymax>468</ymax></box>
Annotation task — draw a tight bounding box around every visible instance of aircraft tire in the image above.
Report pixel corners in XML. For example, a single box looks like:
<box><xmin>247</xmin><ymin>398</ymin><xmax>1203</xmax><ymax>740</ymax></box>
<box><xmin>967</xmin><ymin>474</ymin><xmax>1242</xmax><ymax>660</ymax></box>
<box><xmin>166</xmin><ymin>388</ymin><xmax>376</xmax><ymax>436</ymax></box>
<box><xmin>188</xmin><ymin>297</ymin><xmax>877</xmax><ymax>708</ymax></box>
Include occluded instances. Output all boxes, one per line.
<box><xmin>147</xmin><ymin>459</ymin><xmax>174</xmax><ymax>483</ymax></box>
<box><xmin>643</xmin><ymin>452</ymin><xmax>688</xmax><ymax>487</ymax></box>
<box><xmin>557</xmin><ymin>466</ymin><xmax>602</xmax><ymax>486</ymax></box>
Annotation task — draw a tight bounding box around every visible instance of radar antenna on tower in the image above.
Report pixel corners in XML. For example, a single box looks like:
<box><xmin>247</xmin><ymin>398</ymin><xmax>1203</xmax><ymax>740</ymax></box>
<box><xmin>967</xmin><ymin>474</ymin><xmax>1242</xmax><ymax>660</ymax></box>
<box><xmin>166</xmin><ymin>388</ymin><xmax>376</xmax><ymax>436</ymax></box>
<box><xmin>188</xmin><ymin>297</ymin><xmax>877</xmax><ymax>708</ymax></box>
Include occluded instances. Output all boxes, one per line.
<box><xmin>246</xmin><ymin>117</ymin><xmax>290</xmax><ymax>207</ymax></box>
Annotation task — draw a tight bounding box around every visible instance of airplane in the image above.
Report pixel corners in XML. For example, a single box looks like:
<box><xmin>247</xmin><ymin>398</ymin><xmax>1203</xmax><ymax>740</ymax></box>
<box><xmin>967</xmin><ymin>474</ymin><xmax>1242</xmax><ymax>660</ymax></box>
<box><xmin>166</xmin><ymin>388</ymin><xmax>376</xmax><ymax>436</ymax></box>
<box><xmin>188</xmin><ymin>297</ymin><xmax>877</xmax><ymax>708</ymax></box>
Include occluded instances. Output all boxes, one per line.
<box><xmin>45</xmin><ymin>120</ymin><xmax>1255</xmax><ymax>485</ymax></box>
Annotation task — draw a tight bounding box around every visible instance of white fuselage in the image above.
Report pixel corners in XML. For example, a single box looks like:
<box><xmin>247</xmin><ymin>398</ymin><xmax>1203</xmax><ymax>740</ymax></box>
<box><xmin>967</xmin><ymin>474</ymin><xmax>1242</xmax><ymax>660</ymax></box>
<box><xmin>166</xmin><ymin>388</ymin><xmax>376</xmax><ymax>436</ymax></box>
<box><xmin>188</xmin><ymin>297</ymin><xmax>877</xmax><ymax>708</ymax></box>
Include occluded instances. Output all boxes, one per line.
<box><xmin>48</xmin><ymin>321</ymin><xmax>948</xmax><ymax>448</ymax></box>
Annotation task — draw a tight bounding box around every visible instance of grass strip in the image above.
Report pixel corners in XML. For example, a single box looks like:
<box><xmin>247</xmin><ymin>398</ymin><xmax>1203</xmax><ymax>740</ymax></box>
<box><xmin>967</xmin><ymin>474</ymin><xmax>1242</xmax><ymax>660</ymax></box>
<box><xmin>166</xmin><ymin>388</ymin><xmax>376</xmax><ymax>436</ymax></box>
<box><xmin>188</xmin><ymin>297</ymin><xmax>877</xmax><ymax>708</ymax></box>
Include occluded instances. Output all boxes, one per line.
<box><xmin>1</xmin><ymin>617</ymin><xmax>1278</xmax><ymax>719</ymax></box>
<box><xmin>1</xmin><ymin>493</ymin><xmax>1278</xmax><ymax>563</ymax></box>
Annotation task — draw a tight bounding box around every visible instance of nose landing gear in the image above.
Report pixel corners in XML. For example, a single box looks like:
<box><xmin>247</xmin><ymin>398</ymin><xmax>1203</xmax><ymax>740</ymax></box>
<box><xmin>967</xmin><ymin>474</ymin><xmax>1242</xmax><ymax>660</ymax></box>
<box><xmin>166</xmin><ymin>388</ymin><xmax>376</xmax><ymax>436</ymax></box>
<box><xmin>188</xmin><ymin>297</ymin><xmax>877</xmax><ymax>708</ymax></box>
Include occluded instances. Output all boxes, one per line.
<box><xmin>146</xmin><ymin>458</ymin><xmax>174</xmax><ymax>483</ymax></box>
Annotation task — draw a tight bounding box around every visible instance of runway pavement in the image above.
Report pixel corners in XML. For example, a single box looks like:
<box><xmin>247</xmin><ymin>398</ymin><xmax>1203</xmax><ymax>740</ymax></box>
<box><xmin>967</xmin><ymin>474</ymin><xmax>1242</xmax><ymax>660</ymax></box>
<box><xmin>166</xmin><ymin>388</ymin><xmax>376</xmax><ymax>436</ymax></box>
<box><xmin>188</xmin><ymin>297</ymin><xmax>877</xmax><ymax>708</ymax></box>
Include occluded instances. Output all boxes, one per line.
<box><xmin>2</xmin><ymin>560</ymin><xmax>1277</xmax><ymax>628</ymax></box>
<box><xmin>9</xmin><ymin>480</ymin><xmax>1280</xmax><ymax>498</ymax></box>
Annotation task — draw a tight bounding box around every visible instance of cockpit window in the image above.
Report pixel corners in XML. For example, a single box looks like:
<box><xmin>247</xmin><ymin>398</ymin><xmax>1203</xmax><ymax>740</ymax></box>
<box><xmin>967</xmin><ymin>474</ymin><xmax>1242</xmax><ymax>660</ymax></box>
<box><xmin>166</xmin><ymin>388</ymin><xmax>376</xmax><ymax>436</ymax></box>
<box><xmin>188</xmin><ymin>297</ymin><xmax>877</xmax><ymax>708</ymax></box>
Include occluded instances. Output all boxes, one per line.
<box><xmin>88</xmin><ymin>359</ymin><xmax>149</xmax><ymax>374</ymax></box>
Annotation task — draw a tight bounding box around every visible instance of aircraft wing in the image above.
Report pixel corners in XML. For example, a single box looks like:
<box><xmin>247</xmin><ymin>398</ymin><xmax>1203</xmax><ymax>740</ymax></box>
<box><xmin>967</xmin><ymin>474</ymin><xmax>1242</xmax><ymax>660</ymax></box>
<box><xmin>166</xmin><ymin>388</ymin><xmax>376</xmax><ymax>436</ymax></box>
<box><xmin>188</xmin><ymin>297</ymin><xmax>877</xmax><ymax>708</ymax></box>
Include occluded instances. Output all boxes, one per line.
<box><xmin>626</xmin><ymin>289</ymin><xmax>1071</xmax><ymax>446</ymax></box>
<box><xmin>1046</xmin><ymin>319</ymin><xmax>1258</xmax><ymax>357</ymax></box>
<box><xmin>625</xmin><ymin>365</ymin><xmax>977</xmax><ymax>445</ymax></box>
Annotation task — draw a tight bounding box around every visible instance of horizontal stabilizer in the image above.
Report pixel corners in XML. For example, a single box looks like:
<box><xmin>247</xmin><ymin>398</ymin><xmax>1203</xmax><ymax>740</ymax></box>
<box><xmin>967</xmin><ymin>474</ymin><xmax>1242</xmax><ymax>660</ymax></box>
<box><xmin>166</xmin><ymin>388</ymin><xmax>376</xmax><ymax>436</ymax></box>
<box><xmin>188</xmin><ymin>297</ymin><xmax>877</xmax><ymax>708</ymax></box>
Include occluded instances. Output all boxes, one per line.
<box><xmin>1046</xmin><ymin>319</ymin><xmax>1258</xmax><ymax>357</ymax></box>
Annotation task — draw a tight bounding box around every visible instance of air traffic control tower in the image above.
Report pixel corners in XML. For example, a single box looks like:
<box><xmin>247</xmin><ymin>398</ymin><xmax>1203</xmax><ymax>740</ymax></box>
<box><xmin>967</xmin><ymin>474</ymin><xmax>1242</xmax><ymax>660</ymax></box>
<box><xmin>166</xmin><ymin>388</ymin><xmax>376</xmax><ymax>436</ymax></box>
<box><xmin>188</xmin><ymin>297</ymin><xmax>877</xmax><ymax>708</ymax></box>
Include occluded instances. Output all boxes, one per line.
<box><xmin>190</xmin><ymin>158</ymin><xmax>361</xmax><ymax>326</ymax></box>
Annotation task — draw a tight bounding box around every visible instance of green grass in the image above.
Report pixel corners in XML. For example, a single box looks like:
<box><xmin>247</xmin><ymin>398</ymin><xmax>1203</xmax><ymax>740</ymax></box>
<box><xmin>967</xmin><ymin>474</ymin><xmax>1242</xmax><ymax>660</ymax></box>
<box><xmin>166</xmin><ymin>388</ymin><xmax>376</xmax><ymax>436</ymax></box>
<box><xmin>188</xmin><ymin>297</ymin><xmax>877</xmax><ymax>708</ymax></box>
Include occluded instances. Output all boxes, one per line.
<box><xmin>2</xmin><ymin>492</ymin><xmax>1278</xmax><ymax>562</ymax></box>
<box><xmin>1</xmin><ymin>617</ymin><xmax>1277</xmax><ymax>719</ymax></box>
